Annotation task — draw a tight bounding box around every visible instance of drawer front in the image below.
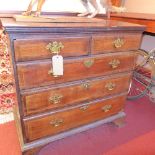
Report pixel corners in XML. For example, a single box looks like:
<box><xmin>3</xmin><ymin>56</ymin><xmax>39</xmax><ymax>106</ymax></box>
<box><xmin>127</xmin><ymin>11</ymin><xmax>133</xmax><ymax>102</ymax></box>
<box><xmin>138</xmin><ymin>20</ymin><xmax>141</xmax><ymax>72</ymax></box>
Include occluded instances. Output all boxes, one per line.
<box><xmin>14</xmin><ymin>36</ymin><xmax>90</xmax><ymax>61</ymax></box>
<box><xmin>92</xmin><ymin>33</ymin><xmax>142</xmax><ymax>54</ymax></box>
<box><xmin>22</xmin><ymin>73</ymin><xmax>131</xmax><ymax>116</ymax></box>
<box><xmin>17</xmin><ymin>52</ymin><xmax>135</xmax><ymax>89</ymax></box>
<box><xmin>24</xmin><ymin>95</ymin><xmax>126</xmax><ymax>142</ymax></box>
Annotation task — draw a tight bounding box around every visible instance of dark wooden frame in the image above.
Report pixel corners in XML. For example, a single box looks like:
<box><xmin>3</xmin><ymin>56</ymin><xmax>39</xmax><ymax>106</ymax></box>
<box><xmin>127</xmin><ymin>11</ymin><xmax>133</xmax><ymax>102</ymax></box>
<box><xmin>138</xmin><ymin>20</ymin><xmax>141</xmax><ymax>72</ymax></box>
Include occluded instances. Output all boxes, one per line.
<box><xmin>111</xmin><ymin>12</ymin><xmax>155</xmax><ymax>34</ymax></box>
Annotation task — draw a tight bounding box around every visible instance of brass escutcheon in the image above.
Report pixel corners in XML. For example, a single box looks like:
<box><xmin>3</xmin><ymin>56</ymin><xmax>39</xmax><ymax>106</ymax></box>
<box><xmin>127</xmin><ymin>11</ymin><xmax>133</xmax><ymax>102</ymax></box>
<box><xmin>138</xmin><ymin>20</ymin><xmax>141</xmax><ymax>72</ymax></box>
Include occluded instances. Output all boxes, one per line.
<box><xmin>105</xmin><ymin>82</ymin><xmax>116</xmax><ymax>91</ymax></box>
<box><xmin>80</xmin><ymin>105</ymin><xmax>89</xmax><ymax>111</ymax></box>
<box><xmin>113</xmin><ymin>38</ymin><xmax>124</xmax><ymax>48</ymax></box>
<box><xmin>49</xmin><ymin>94</ymin><xmax>63</xmax><ymax>104</ymax></box>
<box><xmin>84</xmin><ymin>59</ymin><xmax>94</xmax><ymax>68</ymax></box>
<box><xmin>109</xmin><ymin>59</ymin><xmax>120</xmax><ymax>69</ymax></box>
<box><xmin>50</xmin><ymin>119</ymin><xmax>63</xmax><ymax>127</ymax></box>
<box><xmin>46</xmin><ymin>41</ymin><xmax>64</xmax><ymax>54</ymax></box>
<box><xmin>102</xmin><ymin>104</ymin><xmax>112</xmax><ymax>112</ymax></box>
<box><xmin>81</xmin><ymin>81</ymin><xmax>91</xmax><ymax>90</ymax></box>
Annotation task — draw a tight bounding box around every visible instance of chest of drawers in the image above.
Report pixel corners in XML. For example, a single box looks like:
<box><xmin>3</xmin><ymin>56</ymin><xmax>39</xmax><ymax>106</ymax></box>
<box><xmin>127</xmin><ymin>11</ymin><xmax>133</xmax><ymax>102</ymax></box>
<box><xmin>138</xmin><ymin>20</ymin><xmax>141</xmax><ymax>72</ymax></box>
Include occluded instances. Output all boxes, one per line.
<box><xmin>0</xmin><ymin>16</ymin><xmax>145</xmax><ymax>155</ymax></box>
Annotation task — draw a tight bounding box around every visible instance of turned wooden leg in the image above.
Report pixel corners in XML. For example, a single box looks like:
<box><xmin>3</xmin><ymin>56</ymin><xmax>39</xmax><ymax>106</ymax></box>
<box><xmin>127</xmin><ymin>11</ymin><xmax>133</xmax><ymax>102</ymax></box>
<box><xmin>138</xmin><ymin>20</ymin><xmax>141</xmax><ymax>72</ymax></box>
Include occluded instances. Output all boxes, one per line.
<box><xmin>87</xmin><ymin>10</ymin><xmax>99</xmax><ymax>18</ymax></box>
<box><xmin>77</xmin><ymin>0</ymin><xmax>91</xmax><ymax>17</ymax></box>
<box><xmin>77</xmin><ymin>12</ymin><xmax>90</xmax><ymax>17</ymax></box>
<box><xmin>22</xmin><ymin>0</ymin><xmax>38</xmax><ymax>16</ymax></box>
<box><xmin>35</xmin><ymin>0</ymin><xmax>45</xmax><ymax>16</ymax></box>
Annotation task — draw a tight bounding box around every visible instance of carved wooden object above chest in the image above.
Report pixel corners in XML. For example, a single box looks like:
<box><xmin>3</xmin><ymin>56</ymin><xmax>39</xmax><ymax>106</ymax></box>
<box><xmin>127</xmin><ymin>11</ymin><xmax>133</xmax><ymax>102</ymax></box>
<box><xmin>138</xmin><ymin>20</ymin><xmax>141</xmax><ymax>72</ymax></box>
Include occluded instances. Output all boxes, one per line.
<box><xmin>0</xmin><ymin>16</ymin><xmax>145</xmax><ymax>155</ymax></box>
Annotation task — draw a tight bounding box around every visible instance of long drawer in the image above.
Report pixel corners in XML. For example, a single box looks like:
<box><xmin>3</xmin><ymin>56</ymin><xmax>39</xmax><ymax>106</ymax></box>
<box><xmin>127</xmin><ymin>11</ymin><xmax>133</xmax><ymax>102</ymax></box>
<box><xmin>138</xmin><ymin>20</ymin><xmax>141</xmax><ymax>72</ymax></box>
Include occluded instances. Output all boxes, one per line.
<box><xmin>14</xmin><ymin>36</ymin><xmax>90</xmax><ymax>61</ymax></box>
<box><xmin>24</xmin><ymin>94</ymin><xmax>126</xmax><ymax>142</ymax></box>
<box><xmin>21</xmin><ymin>73</ymin><xmax>131</xmax><ymax>116</ymax></box>
<box><xmin>17</xmin><ymin>52</ymin><xmax>135</xmax><ymax>89</ymax></box>
<box><xmin>92</xmin><ymin>33</ymin><xmax>142</xmax><ymax>54</ymax></box>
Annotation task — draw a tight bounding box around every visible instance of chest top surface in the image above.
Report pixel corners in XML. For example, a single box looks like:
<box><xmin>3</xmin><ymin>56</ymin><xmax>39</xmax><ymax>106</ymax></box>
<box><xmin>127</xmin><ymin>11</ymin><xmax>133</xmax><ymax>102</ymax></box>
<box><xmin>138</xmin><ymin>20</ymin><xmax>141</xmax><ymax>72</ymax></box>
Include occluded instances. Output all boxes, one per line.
<box><xmin>0</xmin><ymin>16</ymin><xmax>145</xmax><ymax>33</ymax></box>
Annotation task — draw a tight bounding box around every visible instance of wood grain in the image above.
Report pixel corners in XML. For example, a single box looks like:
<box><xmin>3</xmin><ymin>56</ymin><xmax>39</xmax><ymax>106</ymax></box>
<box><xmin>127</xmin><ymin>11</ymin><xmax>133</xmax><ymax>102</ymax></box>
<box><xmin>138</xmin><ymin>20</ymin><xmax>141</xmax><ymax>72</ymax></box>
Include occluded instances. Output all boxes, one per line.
<box><xmin>24</xmin><ymin>95</ymin><xmax>126</xmax><ymax>142</ymax></box>
<box><xmin>17</xmin><ymin>52</ymin><xmax>135</xmax><ymax>89</ymax></box>
<box><xmin>111</xmin><ymin>12</ymin><xmax>155</xmax><ymax>33</ymax></box>
<box><xmin>14</xmin><ymin>36</ymin><xmax>90</xmax><ymax>61</ymax></box>
<box><xmin>21</xmin><ymin>73</ymin><xmax>131</xmax><ymax>116</ymax></box>
<box><xmin>92</xmin><ymin>33</ymin><xmax>142</xmax><ymax>54</ymax></box>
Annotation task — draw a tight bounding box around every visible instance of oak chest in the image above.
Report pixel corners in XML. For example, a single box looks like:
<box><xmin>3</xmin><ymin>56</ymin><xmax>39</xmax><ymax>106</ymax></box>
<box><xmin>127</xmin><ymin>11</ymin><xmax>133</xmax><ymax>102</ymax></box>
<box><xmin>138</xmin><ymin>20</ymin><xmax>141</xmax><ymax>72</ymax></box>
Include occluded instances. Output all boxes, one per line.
<box><xmin>0</xmin><ymin>16</ymin><xmax>145</xmax><ymax>155</ymax></box>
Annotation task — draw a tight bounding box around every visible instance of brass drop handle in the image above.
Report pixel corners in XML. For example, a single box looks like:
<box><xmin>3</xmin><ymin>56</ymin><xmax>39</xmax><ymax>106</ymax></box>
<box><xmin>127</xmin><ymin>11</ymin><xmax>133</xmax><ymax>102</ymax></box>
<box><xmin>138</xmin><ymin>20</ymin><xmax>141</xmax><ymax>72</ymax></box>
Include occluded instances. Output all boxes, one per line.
<box><xmin>109</xmin><ymin>59</ymin><xmax>120</xmax><ymax>69</ymax></box>
<box><xmin>102</xmin><ymin>105</ymin><xmax>112</xmax><ymax>112</ymax></box>
<box><xmin>46</xmin><ymin>41</ymin><xmax>64</xmax><ymax>54</ymax></box>
<box><xmin>113</xmin><ymin>38</ymin><xmax>124</xmax><ymax>48</ymax></box>
<box><xmin>50</xmin><ymin>119</ymin><xmax>63</xmax><ymax>127</ymax></box>
<box><xmin>81</xmin><ymin>81</ymin><xmax>91</xmax><ymax>90</ymax></box>
<box><xmin>105</xmin><ymin>82</ymin><xmax>116</xmax><ymax>91</ymax></box>
<box><xmin>47</xmin><ymin>42</ymin><xmax>64</xmax><ymax>77</ymax></box>
<box><xmin>49</xmin><ymin>94</ymin><xmax>63</xmax><ymax>104</ymax></box>
<box><xmin>80</xmin><ymin>105</ymin><xmax>89</xmax><ymax>111</ymax></box>
<box><xmin>83</xmin><ymin>59</ymin><xmax>94</xmax><ymax>68</ymax></box>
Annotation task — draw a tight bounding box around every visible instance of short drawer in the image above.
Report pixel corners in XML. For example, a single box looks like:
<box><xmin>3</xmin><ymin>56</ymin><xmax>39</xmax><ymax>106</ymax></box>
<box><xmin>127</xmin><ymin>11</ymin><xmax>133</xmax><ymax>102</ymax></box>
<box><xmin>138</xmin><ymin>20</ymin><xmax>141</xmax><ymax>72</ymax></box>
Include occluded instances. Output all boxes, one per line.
<box><xmin>14</xmin><ymin>36</ymin><xmax>90</xmax><ymax>61</ymax></box>
<box><xmin>92</xmin><ymin>33</ymin><xmax>142</xmax><ymax>54</ymax></box>
<box><xmin>24</xmin><ymin>94</ymin><xmax>126</xmax><ymax>142</ymax></box>
<box><xmin>17</xmin><ymin>52</ymin><xmax>135</xmax><ymax>89</ymax></box>
<box><xmin>21</xmin><ymin>73</ymin><xmax>131</xmax><ymax>116</ymax></box>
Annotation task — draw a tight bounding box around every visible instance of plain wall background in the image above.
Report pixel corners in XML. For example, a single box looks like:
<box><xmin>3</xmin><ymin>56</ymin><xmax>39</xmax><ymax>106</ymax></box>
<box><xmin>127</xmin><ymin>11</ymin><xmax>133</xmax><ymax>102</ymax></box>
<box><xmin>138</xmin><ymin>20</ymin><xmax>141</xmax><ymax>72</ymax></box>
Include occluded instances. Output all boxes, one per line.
<box><xmin>0</xmin><ymin>0</ymin><xmax>85</xmax><ymax>12</ymax></box>
<box><xmin>141</xmin><ymin>35</ymin><xmax>155</xmax><ymax>51</ymax></box>
<box><xmin>123</xmin><ymin>0</ymin><xmax>155</xmax><ymax>51</ymax></box>
<box><xmin>0</xmin><ymin>0</ymin><xmax>105</xmax><ymax>13</ymax></box>
<box><xmin>124</xmin><ymin>0</ymin><xmax>155</xmax><ymax>13</ymax></box>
